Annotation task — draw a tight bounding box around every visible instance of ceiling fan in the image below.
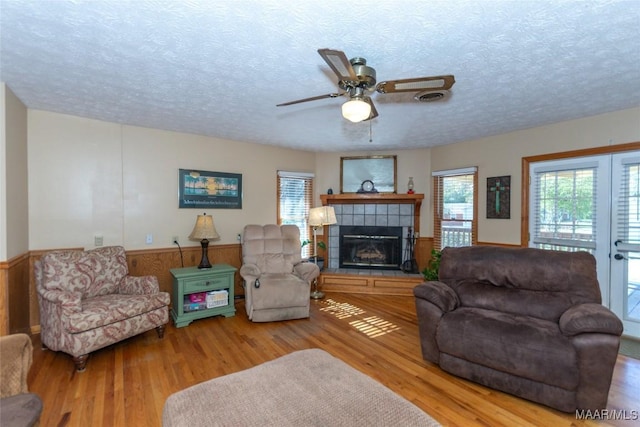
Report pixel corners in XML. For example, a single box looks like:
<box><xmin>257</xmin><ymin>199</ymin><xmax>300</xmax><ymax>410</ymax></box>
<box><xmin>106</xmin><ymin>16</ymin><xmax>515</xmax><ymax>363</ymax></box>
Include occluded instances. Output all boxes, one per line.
<box><xmin>277</xmin><ymin>48</ymin><xmax>455</xmax><ymax>122</ymax></box>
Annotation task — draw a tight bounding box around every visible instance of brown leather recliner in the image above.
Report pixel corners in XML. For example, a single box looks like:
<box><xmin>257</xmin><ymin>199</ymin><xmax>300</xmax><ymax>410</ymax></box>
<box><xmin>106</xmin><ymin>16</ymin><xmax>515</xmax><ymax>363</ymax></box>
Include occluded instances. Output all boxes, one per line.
<box><xmin>414</xmin><ymin>246</ymin><xmax>623</xmax><ymax>413</ymax></box>
<box><xmin>240</xmin><ymin>224</ymin><xmax>320</xmax><ymax>322</ymax></box>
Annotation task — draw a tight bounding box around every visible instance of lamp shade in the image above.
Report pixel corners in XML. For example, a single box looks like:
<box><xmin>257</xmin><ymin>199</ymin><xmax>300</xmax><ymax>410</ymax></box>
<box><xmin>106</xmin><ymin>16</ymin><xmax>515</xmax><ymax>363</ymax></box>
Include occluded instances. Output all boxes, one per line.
<box><xmin>342</xmin><ymin>98</ymin><xmax>371</xmax><ymax>122</ymax></box>
<box><xmin>189</xmin><ymin>213</ymin><xmax>220</xmax><ymax>240</ymax></box>
<box><xmin>308</xmin><ymin>206</ymin><xmax>337</xmax><ymax>227</ymax></box>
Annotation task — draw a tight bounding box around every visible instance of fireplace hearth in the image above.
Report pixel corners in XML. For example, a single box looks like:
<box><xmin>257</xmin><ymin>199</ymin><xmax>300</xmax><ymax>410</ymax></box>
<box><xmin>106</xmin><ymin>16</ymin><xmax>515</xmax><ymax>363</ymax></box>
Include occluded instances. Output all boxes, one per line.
<box><xmin>339</xmin><ymin>226</ymin><xmax>403</xmax><ymax>270</ymax></box>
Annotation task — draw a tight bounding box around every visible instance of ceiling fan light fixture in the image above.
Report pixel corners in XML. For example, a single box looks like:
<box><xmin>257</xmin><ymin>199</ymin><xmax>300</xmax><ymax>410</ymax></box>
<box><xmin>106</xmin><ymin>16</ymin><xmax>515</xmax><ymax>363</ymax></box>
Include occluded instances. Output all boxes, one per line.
<box><xmin>342</xmin><ymin>98</ymin><xmax>371</xmax><ymax>122</ymax></box>
<box><xmin>277</xmin><ymin>49</ymin><xmax>454</xmax><ymax>122</ymax></box>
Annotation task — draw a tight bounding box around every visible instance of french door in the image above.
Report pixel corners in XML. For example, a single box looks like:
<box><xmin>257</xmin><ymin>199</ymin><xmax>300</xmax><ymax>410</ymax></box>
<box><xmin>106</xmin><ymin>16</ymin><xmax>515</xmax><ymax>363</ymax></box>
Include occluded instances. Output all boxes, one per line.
<box><xmin>529</xmin><ymin>151</ymin><xmax>640</xmax><ymax>338</ymax></box>
<box><xmin>610</xmin><ymin>153</ymin><xmax>640</xmax><ymax>337</ymax></box>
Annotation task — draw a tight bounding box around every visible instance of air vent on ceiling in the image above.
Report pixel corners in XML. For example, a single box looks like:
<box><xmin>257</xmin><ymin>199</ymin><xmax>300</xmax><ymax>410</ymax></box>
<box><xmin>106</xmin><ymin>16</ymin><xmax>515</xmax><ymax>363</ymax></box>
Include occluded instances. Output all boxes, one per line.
<box><xmin>414</xmin><ymin>90</ymin><xmax>448</xmax><ymax>102</ymax></box>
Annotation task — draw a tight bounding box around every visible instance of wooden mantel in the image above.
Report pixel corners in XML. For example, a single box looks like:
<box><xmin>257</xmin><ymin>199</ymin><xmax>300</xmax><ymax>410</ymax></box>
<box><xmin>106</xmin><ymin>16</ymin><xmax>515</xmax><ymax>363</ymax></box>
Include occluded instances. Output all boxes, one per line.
<box><xmin>320</xmin><ymin>193</ymin><xmax>424</xmax><ymax>234</ymax></box>
<box><xmin>320</xmin><ymin>193</ymin><xmax>424</xmax><ymax>205</ymax></box>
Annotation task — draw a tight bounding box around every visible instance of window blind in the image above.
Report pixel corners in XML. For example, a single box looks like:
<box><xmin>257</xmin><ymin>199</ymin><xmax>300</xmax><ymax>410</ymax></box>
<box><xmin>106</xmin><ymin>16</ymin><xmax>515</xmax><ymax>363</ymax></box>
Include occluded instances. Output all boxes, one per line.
<box><xmin>532</xmin><ymin>166</ymin><xmax>597</xmax><ymax>251</ymax></box>
<box><xmin>616</xmin><ymin>159</ymin><xmax>640</xmax><ymax>246</ymax></box>
<box><xmin>277</xmin><ymin>171</ymin><xmax>314</xmax><ymax>257</ymax></box>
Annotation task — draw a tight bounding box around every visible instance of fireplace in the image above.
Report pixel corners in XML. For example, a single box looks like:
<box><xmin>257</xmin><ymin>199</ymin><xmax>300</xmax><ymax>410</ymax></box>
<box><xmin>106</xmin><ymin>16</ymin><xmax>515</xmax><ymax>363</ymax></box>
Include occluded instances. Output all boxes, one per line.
<box><xmin>339</xmin><ymin>226</ymin><xmax>403</xmax><ymax>270</ymax></box>
<box><xmin>321</xmin><ymin>194</ymin><xmax>423</xmax><ymax>271</ymax></box>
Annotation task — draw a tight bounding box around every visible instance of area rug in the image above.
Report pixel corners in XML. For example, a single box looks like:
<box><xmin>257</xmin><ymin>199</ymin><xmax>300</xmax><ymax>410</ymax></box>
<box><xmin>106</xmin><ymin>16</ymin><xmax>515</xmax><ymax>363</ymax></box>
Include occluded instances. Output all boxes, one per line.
<box><xmin>163</xmin><ymin>348</ymin><xmax>440</xmax><ymax>427</ymax></box>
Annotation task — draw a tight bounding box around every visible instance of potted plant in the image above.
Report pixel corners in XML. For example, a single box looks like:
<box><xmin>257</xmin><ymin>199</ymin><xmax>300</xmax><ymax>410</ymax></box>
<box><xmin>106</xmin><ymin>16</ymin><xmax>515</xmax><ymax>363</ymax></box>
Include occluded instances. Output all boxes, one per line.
<box><xmin>301</xmin><ymin>239</ymin><xmax>327</xmax><ymax>271</ymax></box>
<box><xmin>421</xmin><ymin>249</ymin><xmax>442</xmax><ymax>281</ymax></box>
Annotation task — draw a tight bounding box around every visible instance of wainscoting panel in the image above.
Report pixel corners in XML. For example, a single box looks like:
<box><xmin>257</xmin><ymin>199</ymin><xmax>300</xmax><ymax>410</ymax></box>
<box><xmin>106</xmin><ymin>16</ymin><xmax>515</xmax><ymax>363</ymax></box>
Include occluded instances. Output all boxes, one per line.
<box><xmin>0</xmin><ymin>266</ymin><xmax>7</xmax><ymax>335</ymax></box>
<box><xmin>0</xmin><ymin>252</ymin><xmax>31</xmax><ymax>335</ymax></box>
<box><xmin>126</xmin><ymin>244</ymin><xmax>244</xmax><ymax>297</ymax></box>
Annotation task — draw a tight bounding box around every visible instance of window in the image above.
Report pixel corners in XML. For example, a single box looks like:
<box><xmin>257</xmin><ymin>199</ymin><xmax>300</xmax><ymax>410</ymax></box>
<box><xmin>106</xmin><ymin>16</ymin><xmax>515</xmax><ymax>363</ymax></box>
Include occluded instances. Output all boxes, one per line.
<box><xmin>432</xmin><ymin>167</ymin><xmax>478</xmax><ymax>250</ymax></box>
<box><xmin>277</xmin><ymin>171</ymin><xmax>314</xmax><ymax>257</ymax></box>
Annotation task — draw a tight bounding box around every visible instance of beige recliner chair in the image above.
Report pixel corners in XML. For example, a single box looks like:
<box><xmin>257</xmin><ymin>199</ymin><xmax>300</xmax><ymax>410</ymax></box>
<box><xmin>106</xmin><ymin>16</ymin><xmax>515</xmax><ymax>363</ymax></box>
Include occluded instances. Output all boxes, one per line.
<box><xmin>240</xmin><ymin>224</ymin><xmax>320</xmax><ymax>322</ymax></box>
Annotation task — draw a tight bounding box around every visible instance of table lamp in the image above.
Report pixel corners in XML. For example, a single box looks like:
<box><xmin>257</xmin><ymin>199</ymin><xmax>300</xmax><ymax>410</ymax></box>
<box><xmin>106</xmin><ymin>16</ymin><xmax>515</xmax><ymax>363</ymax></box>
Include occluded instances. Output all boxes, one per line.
<box><xmin>189</xmin><ymin>213</ymin><xmax>220</xmax><ymax>269</ymax></box>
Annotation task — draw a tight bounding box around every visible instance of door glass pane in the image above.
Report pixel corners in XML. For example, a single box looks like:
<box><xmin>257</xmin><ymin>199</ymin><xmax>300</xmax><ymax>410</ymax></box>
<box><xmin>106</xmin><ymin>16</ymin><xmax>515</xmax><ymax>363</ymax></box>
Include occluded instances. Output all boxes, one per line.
<box><xmin>533</xmin><ymin>168</ymin><xmax>596</xmax><ymax>251</ymax></box>
<box><xmin>617</xmin><ymin>163</ymin><xmax>640</xmax><ymax>244</ymax></box>
<box><xmin>616</xmin><ymin>161</ymin><xmax>640</xmax><ymax>323</ymax></box>
<box><xmin>627</xmin><ymin>252</ymin><xmax>640</xmax><ymax>321</ymax></box>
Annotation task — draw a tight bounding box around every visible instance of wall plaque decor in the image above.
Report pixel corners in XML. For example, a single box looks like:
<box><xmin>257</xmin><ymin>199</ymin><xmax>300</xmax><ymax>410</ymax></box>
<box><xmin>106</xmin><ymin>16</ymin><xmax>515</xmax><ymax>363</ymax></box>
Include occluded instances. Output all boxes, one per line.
<box><xmin>486</xmin><ymin>175</ymin><xmax>510</xmax><ymax>219</ymax></box>
<box><xmin>179</xmin><ymin>169</ymin><xmax>242</xmax><ymax>209</ymax></box>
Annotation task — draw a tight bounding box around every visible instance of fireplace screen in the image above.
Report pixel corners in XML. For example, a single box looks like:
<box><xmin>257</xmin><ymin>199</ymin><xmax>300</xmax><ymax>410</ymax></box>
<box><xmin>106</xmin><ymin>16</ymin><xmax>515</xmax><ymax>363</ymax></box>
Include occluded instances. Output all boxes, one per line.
<box><xmin>339</xmin><ymin>226</ymin><xmax>403</xmax><ymax>270</ymax></box>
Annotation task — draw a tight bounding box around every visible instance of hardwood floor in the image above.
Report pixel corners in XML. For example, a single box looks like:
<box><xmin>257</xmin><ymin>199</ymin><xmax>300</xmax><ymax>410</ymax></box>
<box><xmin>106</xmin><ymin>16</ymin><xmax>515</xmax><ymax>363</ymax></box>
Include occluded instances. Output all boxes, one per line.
<box><xmin>28</xmin><ymin>294</ymin><xmax>640</xmax><ymax>427</ymax></box>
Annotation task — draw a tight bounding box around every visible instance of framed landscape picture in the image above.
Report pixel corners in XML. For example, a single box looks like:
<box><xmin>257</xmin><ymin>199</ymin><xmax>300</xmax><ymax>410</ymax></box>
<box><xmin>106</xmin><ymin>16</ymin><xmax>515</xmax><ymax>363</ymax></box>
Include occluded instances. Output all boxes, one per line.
<box><xmin>179</xmin><ymin>169</ymin><xmax>242</xmax><ymax>209</ymax></box>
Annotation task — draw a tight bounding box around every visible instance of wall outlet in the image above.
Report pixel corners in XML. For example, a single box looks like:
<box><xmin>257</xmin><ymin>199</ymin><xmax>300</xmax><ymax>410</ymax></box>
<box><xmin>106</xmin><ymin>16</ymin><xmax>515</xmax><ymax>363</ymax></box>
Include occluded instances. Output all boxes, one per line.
<box><xmin>237</xmin><ymin>233</ymin><xmax>241</xmax><ymax>241</ymax></box>
<box><xmin>146</xmin><ymin>233</ymin><xmax>153</xmax><ymax>244</ymax></box>
<box><xmin>172</xmin><ymin>236</ymin><xmax>179</xmax><ymax>245</ymax></box>
<box><xmin>94</xmin><ymin>235</ymin><xmax>103</xmax><ymax>246</ymax></box>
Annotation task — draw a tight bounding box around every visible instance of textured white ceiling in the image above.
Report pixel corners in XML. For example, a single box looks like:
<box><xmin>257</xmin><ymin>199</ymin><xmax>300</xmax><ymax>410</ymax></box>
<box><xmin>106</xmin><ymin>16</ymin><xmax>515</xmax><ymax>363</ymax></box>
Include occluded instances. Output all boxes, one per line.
<box><xmin>1</xmin><ymin>0</ymin><xmax>639</xmax><ymax>152</ymax></box>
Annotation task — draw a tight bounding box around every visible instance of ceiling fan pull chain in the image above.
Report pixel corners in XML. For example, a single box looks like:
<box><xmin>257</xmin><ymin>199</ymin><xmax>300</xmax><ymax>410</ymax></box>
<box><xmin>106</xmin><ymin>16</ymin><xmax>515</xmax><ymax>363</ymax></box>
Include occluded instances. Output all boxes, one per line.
<box><xmin>369</xmin><ymin>117</ymin><xmax>373</xmax><ymax>143</ymax></box>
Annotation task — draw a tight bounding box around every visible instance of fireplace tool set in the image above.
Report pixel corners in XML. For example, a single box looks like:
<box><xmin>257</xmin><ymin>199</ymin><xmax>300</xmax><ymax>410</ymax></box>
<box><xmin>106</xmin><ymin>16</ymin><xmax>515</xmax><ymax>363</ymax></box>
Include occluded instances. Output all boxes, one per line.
<box><xmin>401</xmin><ymin>227</ymin><xmax>419</xmax><ymax>273</ymax></box>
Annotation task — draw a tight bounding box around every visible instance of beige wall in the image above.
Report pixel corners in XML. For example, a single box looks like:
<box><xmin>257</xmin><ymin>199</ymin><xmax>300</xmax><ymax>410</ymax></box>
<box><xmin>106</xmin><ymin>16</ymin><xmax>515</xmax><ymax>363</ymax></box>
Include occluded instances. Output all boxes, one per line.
<box><xmin>1</xmin><ymin>84</ymin><xmax>29</xmax><ymax>260</ymax></box>
<box><xmin>310</xmin><ymin>108</ymin><xmax>640</xmax><ymax>245</ymax></box>
<box><xmin>430</xmin><ymin>107</ymin><xmax>640</xmax><ymax>245</ymax></box>
<box><xmin>28</xmin><ymin>110</ymin><xmax>315</xmax><ymax>250</ymax></box>
<box><xmin>19</xmin><ymin>105</ymin><xmax>640</xmax><ymax>252</ymax></box>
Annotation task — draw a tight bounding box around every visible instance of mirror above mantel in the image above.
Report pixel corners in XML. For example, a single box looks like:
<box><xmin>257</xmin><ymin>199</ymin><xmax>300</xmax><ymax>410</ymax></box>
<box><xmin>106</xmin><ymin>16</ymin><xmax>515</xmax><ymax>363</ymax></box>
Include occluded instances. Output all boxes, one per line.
<box><xmin>340</xmin><ymin>155</ymin><xmax>397</xmax><ymax>194</ymax></box>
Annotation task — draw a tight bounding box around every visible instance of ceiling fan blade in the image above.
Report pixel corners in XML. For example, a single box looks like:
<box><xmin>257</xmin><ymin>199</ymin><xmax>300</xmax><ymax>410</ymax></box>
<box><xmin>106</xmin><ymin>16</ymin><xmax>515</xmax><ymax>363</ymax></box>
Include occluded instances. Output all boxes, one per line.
<box><xmin>276</xmin><ymin>92</ymin><xmax>345</xmax><ymax>107</ymax></box>
<box><xmin>317</xmin><ymin>48</ymin><xmax>357</xmax><ymax>82</ymax></box>
<box><xmin>363</xmin><ymin>97</ymin><xmax>378</xmax><ymax>121</ymax></box>
<box><xmin>375</xmin><ymin>75</ymin><xmax>455</xmax><ymax>94</ymax></box>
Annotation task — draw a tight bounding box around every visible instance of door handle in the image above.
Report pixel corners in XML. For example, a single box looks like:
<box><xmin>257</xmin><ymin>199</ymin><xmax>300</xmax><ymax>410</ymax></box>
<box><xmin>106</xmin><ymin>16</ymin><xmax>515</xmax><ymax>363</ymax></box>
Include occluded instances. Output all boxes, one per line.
<box><xmin>614</xmin><ymin>253</ymin><xmax>626</xmax><ymax>260</ymax></box>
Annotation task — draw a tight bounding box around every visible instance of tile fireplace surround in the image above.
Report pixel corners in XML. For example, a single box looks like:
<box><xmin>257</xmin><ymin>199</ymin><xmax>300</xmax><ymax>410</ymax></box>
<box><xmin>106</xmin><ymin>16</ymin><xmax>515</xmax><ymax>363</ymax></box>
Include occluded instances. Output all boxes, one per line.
<box><xmin>319</xmin><ymin>194</ymin><xmax>424</xmax><ymax>271</ymax></box>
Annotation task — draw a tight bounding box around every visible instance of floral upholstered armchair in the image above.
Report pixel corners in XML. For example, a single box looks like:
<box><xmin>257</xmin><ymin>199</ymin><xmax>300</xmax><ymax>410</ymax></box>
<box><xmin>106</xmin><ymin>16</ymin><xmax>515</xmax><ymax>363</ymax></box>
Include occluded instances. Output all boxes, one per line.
<box><xmin>35</xmin><ymin>246</ymin><xmax>170</xmax><ymax>371</ymax></box>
